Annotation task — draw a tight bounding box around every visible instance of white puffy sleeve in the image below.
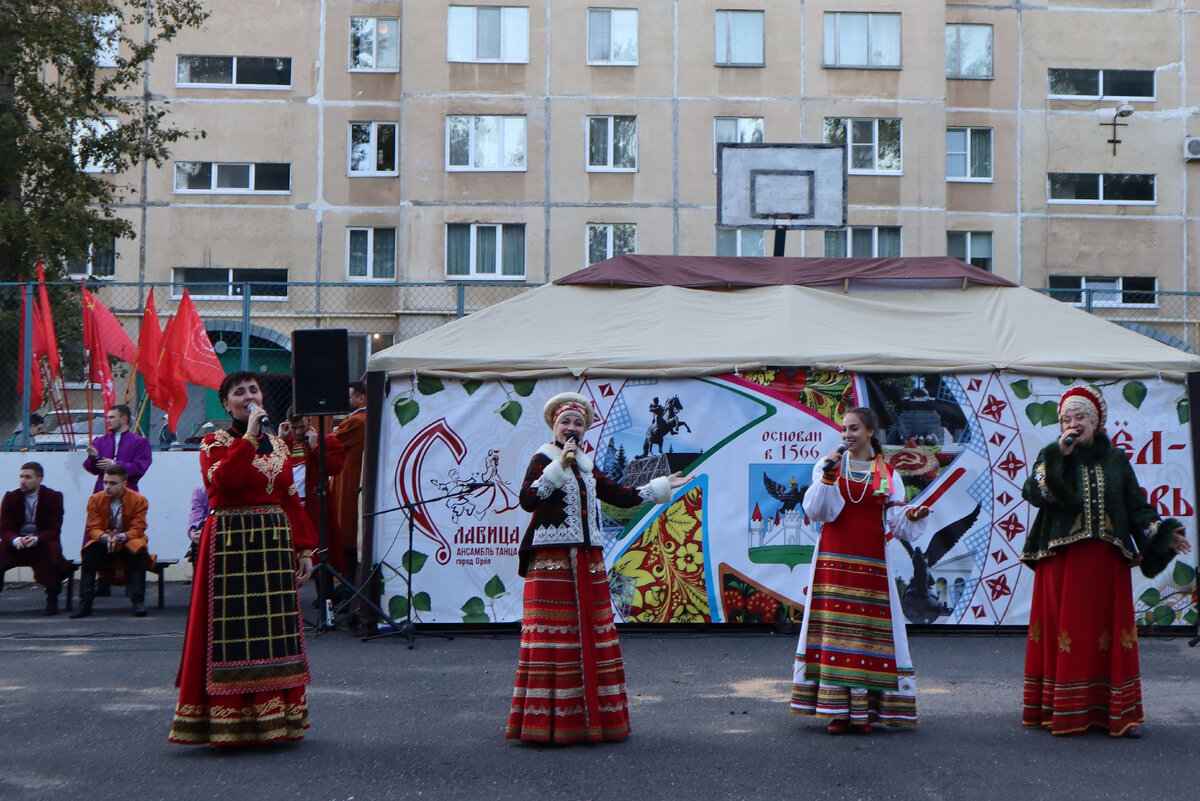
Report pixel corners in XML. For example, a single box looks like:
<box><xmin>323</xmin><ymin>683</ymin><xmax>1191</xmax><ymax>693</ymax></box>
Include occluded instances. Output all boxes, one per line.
<box><xmin>884</xmin><ymin>470</ymin><xmax>927</xmax><ymax>543</ymax></box>
<box><xmin>801</xmin><ymin>461</ymin><xmax>845</xmax><ymax>523</ymax></box>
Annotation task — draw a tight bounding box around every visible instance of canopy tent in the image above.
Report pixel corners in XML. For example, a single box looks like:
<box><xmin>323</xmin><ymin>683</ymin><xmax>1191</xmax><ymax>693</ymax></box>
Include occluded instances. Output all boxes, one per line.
<box><xmin>368</xmin><ymin>256</ymin><xmax>1200</xmax><ymax>380</ymax></box>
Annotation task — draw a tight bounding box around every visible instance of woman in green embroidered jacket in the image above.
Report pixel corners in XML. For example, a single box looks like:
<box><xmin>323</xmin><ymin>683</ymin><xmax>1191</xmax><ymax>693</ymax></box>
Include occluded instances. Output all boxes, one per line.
<box><xmin>1020</xmin><ymin>384</ymin><xmax>1190</xmax><ymax>738</ymax></box>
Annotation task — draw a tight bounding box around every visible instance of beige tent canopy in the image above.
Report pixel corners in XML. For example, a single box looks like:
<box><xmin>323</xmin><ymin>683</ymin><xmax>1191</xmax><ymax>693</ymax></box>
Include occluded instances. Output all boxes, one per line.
<box><xmin>368</xmin><ymin>256</ymin><xmax>1200</xmax><ymax>381</ymax></box>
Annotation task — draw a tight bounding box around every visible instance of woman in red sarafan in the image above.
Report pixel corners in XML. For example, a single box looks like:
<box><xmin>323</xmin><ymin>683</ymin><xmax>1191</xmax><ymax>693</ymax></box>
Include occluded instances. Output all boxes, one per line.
<box><xmin>168</xmin><ymin>370</ymin><xmax>317</xmax><ymax>747</ymax></box>
<box><xmin>1020</xmin><ymin>384</ymin><xmax>1190</xmax><ymax>738</ymax></box>
<box><xmin>506</xmin><ymin>392</ymin><xmax>690</xmax><ymax>744</ymax></box>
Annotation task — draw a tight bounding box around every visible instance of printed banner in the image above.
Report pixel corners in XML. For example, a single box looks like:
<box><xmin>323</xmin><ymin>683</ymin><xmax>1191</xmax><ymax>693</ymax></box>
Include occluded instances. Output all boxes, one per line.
<box><xmin>371</xmin><ymin>371</ymin><xmax>1197</xmax><ymax>627</ymax></box>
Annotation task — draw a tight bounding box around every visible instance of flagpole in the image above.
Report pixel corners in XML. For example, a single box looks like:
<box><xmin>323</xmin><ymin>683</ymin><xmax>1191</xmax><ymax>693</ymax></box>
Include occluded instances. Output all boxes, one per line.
<box><xmin>19</xmin><ymin>283</ymin><xmax>33</xmax><ymax>448</ymax></box>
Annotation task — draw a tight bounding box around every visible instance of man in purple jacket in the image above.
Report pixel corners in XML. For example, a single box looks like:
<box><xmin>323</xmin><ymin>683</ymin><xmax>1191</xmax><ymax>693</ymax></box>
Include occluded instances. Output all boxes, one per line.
<box><xmin>83</xmin><ymin>405</ymin><xmax>152</xmax><ymax>494</ymax></box>
<box><xmin>0</xmin><ymin>462</ymin><xmax>70</xmax><ymax>614</ymax></box>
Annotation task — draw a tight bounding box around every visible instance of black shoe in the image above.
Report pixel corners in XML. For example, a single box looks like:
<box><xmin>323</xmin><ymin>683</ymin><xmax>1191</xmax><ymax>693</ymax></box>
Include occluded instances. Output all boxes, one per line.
<box><xmin>69</xmin><ymin>602</ymin><xmax>93</xmax><ymax>619</ymax></box>
<box><xmin>43</xmin><ymin>595</ymin><xmax>59</xmax><ymax>616</ymax></box>
<box><xmin>96</xmin><ymin>584</ymin><xmax>112</xmax><ymax>597</ymax></box>
<box><xmin>132</xmin><ymin>601</ymin><xmax>147</xmax><ymax>617</ymax></box>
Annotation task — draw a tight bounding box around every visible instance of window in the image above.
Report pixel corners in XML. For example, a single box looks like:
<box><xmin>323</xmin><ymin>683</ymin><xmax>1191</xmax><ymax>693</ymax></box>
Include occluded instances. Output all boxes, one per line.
<box><xmin>587</xmin><ymin>115</ymin><xmax>637</xmax><ymax>171</ymax></box>
<box><xmin>1047</xmin><ymin>173</ymin><xmax>1155</xmax><ymax>203</ymax></box>
<box><xmin>67</xmin><ymin>238</ymin><xmax>117</xmax><ymax>278</ymax></box>
<box><xmin>176</xmin><ymin>56</ymin><xmax>292</xmax><ymax>87</ymax></box>
<box><xmin>714</xmin><ymin>10</ymin><xmax>764</xmax><ymax>66</ymax></box>
<box><xmin>714</xmin><ymin>116</ymin><xmax>764</xmax><ymax>170</ymax></box>
<box><xmin>75</xmin><ymin>117</ymin><xmax>117</xmax><ymax>173</ymax></box>
<box><xmin>171</xmin><ymin>267</ymin><xmax>289</xmax><ymax>299</ymax></box>
<box><xmin>587</xmin><ymin>223</ymin><xmax>636</xmax><ymax>264</ymax></box>
<box><xmin>350</xmin><ymin>17</ymin><xmax>399</xmax><ymax>71</ymax></box>
<box><xmin>446</xmin><ymin>116</ymin><xmax>527</xmax><ymax>171</ymax></box>
<box><xmin>349</xmin><ymin>122</ymin><xmax>398</xmax><ymax>175</ymax></box>
<box><xmin>447</xmin><ymin>6</ymin><xmax>529</xmax><ymax>63</ymax></box>
<box><xmin>446</xmin><ymin>223</ymin><xmax>526</xmax><ymax>278</ymax></box>
<box><xmin>588</xmin><ymin>8</ymin><xmax>638</xmax><ymax>64</ymax></box>
<box><xmin>947</xmin><ymin>231</ymin><xmax>992</xmax><ymax>271</ymax></box>
<box><xmin>1048</xmin><ymin>275</ymin><xmax>1156</xmax><ymax>307</ymax></box>
<box><xmin>945</xmin><ymin>24</ymin><xmax>992</xmax><ymax>78</ymax></box>
<box><xmin>716</xmin><ymin>229</ymin><xmax>765</xmax><ymax>257</ymax></box>
<box><xmin>173</xmin><ymin>162</ymin><xmax>291</xmax><ymax>193</ymax></box>
<box><xmin>1047</xmin><ymin>68</ymin><xmax>1154</xmax><ymax>99</ymax></box>
<box><xmin>825</xmin><ymin>118</ymin><xmax>901</xmax><ymax>174</ymax></box>
<box><xmin>824</xmin><ymin>226</ymin><xmax>901</xmax><ymax>257</ymax></box>
<box><xmin>946</xmin><ymin>127</ymin><xmax>992</xmax><ymax>180</ymax></box>
<box><xmin>347</xmin><ymin>228</ymin><xmax>397</xmax><ymax>280</ymax></box>
<box><xmin>348</xmin><ymin>332</ymin><xmax>395</xmax><ymax>381</ymax></box>
<box><xmin>823</xmin><ymin>12</ymin><xmax>901</xmax><ymax>68</ymax></box>
<box><xmin>93</xmin><ymin>14</ymin><xmax>120</xmax><ymax>68</ymax></box>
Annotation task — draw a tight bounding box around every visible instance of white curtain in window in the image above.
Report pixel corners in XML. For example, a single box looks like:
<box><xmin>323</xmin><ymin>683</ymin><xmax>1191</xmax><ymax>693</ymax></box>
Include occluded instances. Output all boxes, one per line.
<box><xmin>870</xmin><ymin>14</ymin><xmax>900</xmax><ymax>66</ymax></box>
<box><xmin>588</xmin><ymin>9</ymin><xmax>611</xmax><ymax>61</ymax></box>
<box><xmin>348</xmin><ymin>230</ymin><xmax>369</xmax><ymax>277</ymax></box>
<box><xmin>447</xmin><ymin>6</ymin><xmax>474</xmax><ymax>60</ymax></box>
<box><xmin>502</xmin><ymin>7</ymin><xmax>529</xmax><ymax>62</ymax></box>
<box><xmin>503</xmin><ymin>117</ymin><xmax>526</xmax><ymax>168</ymax></box>
<box><xmin>473</xmin><ymin>116</ymin><xmax>500</xmax><ymax>169</ymax></box>
<box><xmin>372</xmin><ymin>229</ymin><xmax>396</xmax><ymax>279</ymax></box>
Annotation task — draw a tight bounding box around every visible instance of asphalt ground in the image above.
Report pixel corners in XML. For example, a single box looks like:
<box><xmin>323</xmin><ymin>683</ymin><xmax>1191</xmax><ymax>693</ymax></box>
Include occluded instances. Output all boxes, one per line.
<box><xmin>1</xmin><ymin>581</ymin><xmax>1198</xmax><ymax>801</ymax></box>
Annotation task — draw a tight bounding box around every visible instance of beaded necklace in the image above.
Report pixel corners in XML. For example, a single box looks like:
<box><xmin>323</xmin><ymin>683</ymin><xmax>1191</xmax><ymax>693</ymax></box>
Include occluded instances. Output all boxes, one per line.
<box><xmin>841</xmin><ymin>454</ymin><xmax>876</xmax><ymax>504</ymax></box>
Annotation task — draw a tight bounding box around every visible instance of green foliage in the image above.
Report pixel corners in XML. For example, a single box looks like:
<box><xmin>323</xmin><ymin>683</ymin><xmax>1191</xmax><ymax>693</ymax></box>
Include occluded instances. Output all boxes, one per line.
<box><xmin>388</xmin><ymin>594</ymin><xmax>408</xmax><ymax>620</ymax></box>
<box><xmin>0</xmin><ymin>0</ymin><xmax>209</xmax><ymax>280</ymax></box>
<box><xmin>484</xmin><ymin>574</ymin><xmax>508</xmax><ymax>600</ymax></box>
<box><xmin>461</xmin><ymin>379</ymin><xmax>482</xmax><ymax>396</ymax></box>
<box><xmin>1122</xmin><ymin>381</ymin><xmax>1147</xmax><ymax>409</ymax></box>
<box><xmin>461</xmin><ymin>596</ymin><xmax>489</xmax><ymax>623</ymax></box>
<box><xmin>1172</xmin><ymin>560</ymin><xmax>1195</xmax><ymax>588</ymax></box>
<box><xmin>401</xmin><ymin>549</ymin><xmax>428</xmax><ymax>574</ymax></box>
<box><xmin>1138</xmin><ymin>587</ymin><xmax>1161</xmax><ymax>607</ymax></box>
<box><xmin>1025</xmin><ymin>400</ymin><xmax>1059</xmax><ymax>426</ymax></box>
<box><xmin>1178</xmin><ymin>397</ymin><xmax>1190</xmax><ymax>425</ymax></box>
<box><xmin>1058</xmin><ymin>377</ymin><xmax>1076</xmax><ymax>385</ymax></box>
<box><xmin>1009</xmin><ymin>379</ymin><xmax>1032</xmax><ymax>399</ymax></box>
<box><xmin>498</xmin><ymin>399</ymin><xmax>522</xmax><ymax>425</ymax></box>
<box><xmin>510</xmin><ymin>379</ymin><xmax>536</xmax><ymax>397</ymax></box>
<box><xmin>393</xmin><ymin>396</ymin><xmax>419</xmax><ymax>425</ymax></box>
<box><xmin>412</xmin><ymin>591</ymin><xmax>432</xmax><ymax>612</ymax></box>
<box><xmin>416</xmin><ymin>376</ymin><xmax>444</xmax><ymax>395</ymax></box>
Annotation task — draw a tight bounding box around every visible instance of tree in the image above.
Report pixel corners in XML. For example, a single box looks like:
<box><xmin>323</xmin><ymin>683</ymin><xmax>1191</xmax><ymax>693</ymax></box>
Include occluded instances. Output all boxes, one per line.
<box><xmin>0</xmin><ymin>0</ymin><xmax>207</xmax><ymax>282</ymax></box>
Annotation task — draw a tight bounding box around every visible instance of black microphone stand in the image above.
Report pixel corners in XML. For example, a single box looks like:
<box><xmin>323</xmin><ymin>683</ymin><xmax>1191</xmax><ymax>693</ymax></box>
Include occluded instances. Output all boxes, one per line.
<box><xmin>362</xmin><ymin>483</ymin><xmax>491</xmax><ymax>648</ymax></box>
<box><xmin>303</xmin><ymin>415</ymin><xmax>405</xmax><ymax>636</ymax></box>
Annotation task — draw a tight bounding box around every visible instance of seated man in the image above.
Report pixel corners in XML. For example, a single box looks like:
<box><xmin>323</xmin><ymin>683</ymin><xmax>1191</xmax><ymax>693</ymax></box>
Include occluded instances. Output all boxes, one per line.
<box><xmin>0</xmin><ymin>462</ymin><xmax>70</xmax><ymax>614</ymax></box>
<box><xmin>71</xmin><ymin>465</ymin><xmax>150</xmax><ymax>618</ymax></box>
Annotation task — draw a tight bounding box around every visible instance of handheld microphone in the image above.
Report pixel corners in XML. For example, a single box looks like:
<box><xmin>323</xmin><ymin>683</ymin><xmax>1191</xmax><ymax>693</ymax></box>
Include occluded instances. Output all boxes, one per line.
<box><xmin>247</xmin><ymin>402</ymin><xmax>271</xmax><ymax>428</ymax></box>
<box><xmin>1063</xmin><ymin>434</ymin><xmax>1075</xmax><ymax>446</ymax></box>
<box><xmin>564</xmin><ymin>432</ymin><xmax>579</xmax><ymax>466</ymax></box>
<box><xmin>822</xmin><ymin>443</ymin><xmax>848</xmax><ymax>472</ymax></box>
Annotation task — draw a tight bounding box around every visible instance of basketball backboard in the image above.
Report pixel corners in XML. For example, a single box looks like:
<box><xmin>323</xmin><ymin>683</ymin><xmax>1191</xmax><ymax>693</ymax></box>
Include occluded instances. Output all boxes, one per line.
<box><xmin>717</xmin><ymin>143</ymin><xmax>847</xmax><ymax>230</ymax></box>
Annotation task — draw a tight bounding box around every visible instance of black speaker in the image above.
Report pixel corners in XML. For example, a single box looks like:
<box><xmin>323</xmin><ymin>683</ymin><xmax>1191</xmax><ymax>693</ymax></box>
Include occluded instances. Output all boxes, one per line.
<box><xmin>292</xmin><ymin>329</ymin><xmax>351</xmax><ymax>415</ymax></box>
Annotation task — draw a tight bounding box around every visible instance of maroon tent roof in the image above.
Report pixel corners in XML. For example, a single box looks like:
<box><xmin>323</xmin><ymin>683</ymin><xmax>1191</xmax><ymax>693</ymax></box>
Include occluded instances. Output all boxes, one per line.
<box><xmin>554</xmin><ymin>255</ymin><xmax>1016</xmax><ymax>289</ymax></box>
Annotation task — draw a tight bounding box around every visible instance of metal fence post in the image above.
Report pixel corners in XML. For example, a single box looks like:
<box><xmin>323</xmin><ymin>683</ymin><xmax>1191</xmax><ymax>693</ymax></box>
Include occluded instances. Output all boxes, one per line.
<box><xmin>18</xmin><ymin>282</ymin><xmax>33</xmax><ymax>449</ymax></box>
<box><xmin>241</xmin><ymin>282</ymin><xmax>251</xmax><ymax>370</ymax></box>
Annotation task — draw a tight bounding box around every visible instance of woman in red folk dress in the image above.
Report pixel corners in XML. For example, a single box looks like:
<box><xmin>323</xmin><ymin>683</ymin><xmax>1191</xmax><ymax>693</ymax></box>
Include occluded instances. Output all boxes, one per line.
<box><xmin>791</xmin><ymin>407</ymin><xmax>931</xmax><ymax>735</ymax></box>
<box><xmin>1021</xmin><ymin>385</ymin><xmax>1190</xmax><ymax>738</ymax></box>
<box><xmin>506</xmin><ymin>392</ymin><xmax>690</xmax><ymax>744</ymax></box>
<box><xmin>168</xmin><ymin>370</ymin><xmax>317</xmax><ymax>747</ymax></box>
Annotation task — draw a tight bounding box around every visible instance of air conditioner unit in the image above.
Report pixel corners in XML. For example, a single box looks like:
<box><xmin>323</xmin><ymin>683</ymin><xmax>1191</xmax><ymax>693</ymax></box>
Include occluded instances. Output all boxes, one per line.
<box><xmin>1185</xmin><ymin>136</ymin><xmax>1200</xmax><ymax>161</ymax></box>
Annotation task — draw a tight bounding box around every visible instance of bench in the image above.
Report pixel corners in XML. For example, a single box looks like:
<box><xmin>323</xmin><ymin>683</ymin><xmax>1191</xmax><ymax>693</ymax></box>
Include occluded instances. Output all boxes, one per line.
<box><xmin>64</xmin><ymin>558</ymin><xmax>181</xmax><ymax>612</ymax></box>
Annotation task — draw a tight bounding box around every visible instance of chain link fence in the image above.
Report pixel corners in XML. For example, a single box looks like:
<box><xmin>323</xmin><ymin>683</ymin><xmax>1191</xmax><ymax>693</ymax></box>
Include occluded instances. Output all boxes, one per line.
<box><xmin>1037</xmin><ymin>287</ymin><xmax>1200</xmax><ymax>355</ymax></box>
<box><xmin>1</xmin><ymin>279</ymin><xmax>537</xmax><ymax>450</ymax></box>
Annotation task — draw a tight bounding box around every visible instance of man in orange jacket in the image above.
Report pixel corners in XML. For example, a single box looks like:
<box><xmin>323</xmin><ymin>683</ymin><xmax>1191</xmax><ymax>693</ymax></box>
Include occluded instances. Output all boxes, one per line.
<box><xmin>71</xmin><ymin>465</ymin><xmax>150</xmax><ymax>618</ymax></box>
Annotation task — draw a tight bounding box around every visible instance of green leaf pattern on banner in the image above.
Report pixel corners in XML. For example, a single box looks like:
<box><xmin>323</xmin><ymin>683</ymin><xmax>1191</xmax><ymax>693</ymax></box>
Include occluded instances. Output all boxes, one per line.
<box><xmin>1179</xmin><ymin>397</ymin><xmax>1190</xmax><ymax>424</ymax></box>
<box><xmin>1172</xmin><ymin>560</ymin><xmax>1196</xmax><ymax>587</ymax></box>
<box><xmin>417</xmin><ymin>376</ymin><xmax>445</xmax><ymax>395</ymax></box>
<box><xmin>393</xmin><ymin>397</ymin><xmax>419</xmax><ymax>426</ymax></box>
<box><xmin>462</xmin><ymin>379</ymin><xmax>483</xmax><ymax>395</ymax></box>
<box><xmin>461</xmin><ymin>596</ymin><xmax>490</xmax><ymax>623</ymax></box>
<box><xmin>1122</xmin><ymin>381</ymin><xmax>1147</xmax><ymax>409</ymax></box>
<box><xmin>510</xmin><ymin>380</ymin><xmax>536</xmax><ymax>397</ymax></box>
<box><xmin>1009</xmin><ymin>379</ymin><xmax>1032</xmax><ymax>399</ymax></box>
<box><xmin>498</xmin><ymin>400</ymin><xmax>522</xmax><ymax>425</ymax></box>
<box><xmin>413</xmin><ymin>592</ymin><xmax>432</xmax><ymax>612</ymax></box>
<box><xmin>389</xmin><ymin>595</ymin><xmax>408</xmax><ymax>619</ymax></box>
<box><xmin>484</xmin><ymin>575</ymin><xmax>508</xmax><ymax>599</ymax></box>
<box><xmin>402</xmin><ymin>550</ymin><xmax>428</xmax><ymax>574</ymax></box>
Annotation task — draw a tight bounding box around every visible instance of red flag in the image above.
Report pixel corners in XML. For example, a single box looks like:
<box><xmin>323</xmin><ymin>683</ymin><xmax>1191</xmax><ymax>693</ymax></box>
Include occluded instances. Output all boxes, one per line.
<box><xmin>162</xmin><ymin>291</ymin><xmax>225</xmax><ymax>390</ymax></box>
<box><xmin>82</xmin><ymin>286</ymin><xmax>116</xmax><ymax>409</ymax></box>
<box><xmin>35</xmin><ymin>261</ymin><xmax>61</xmax><ymax>381</ymax></box>
<box><xmin>136</xmin><ymin>288</ymin><xmax>164</xmax><ymax>405</ymax></box>
<box><xmin>82</xmin><ymin>286</ymin><xmax>137</xmax><ymax>363</ymax></box>
<box><xmin>17</xmin><ymin>288</ymin><xmax>46</xmax><ymax>412</ymax></box>
<box><xmin>157</xmin><ymin>313</ymin><xmax>190</xmax><ymax>433</ymax></box>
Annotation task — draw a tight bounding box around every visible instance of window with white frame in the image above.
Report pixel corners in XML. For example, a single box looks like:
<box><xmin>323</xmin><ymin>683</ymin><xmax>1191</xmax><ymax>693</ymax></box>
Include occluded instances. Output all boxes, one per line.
<box><xmin>824</xmin><ymin>226</ymin><xmax>901</xmax><ymax>257</ymax></box>
<box><xmin>446</xmin><ymin>223</ymin><xmax>526</xmax><ymax>278</ymax></box>
<box><xmin>823</xmin><ymin>12</ymin><xmax>901</xmax><ymax>68</ymax></box>
<box><xmin>171</xmin><ymin>267</ymin><xmax>289</xmax><ymax>299</ymax></box>
<box><xmin>176</xmin><ymin>55</ymin><xmax>292</xmax><ymax>87</ymax></box>
<box><xmin>349</xmin><ymin>122</ymin><xmax>398</xmax><ymax>175</ymax></box>
<box><xmin>1047</xmin><ymin>68</ymin><xmax>1154</xmax><ymax>99</ymax></box>
<box><xmin>1047</xmin><ymin>275</ymin><xmax>1156</xmax><ymax>307</ymax></box>
<box><xmin>347</xmin><ymin>228</ymin><xmax>397</xmax><ymax>280</ymax></box>
<box><xmin>716</xmin><ymin>228</ymin><xmax>765</xmax><ymax>257</ymax></box>
<box><xmin>587</xmin><ymin>223</ymin><xmax>636</xmax><ymax>264</ymax></box>
<box><xmin>173</xmin><ymin>162</ymin><xmax>291</xmax><ymax>193</ymax></box>
<box><xmin>947</xmin><ymin>231</ymin><xmax>992</xmax><ymax>271</ymax></box>
<box><xmin>75</xmin><ymin>117</ymin><xmax>118</xmax><ymax>173</ymax></box>
<box><xmin>66</xmin><ymin>238</ymin><xmax>117</xmax><ymax>278</ymax></box>
<box><xmin>824</xmin><ymin>118</ymin><xmax>901</xmax><ymax>174</ymax></box>
<box><xmin>714</xmin><ymin>116</ymin><xmax>764</xmax><ymax>171</ymax></box>
<box><xmin>348</xmin><ymin>332</ymin><xmax>395</xmax><ymax>381</ymax></box>
<box><xmin>349</xmin><ymin>17</ymin><xmax>399</xmax><ymax>71</ymax></box>
<box><xmin>587</xmin><ymin>115</ymin><xmax>637</xmax><ymax>171</ymax></box>
<box><xmin>714</xmin><ymin>10</ymin><xmax>764</xmax><ymax>66</ymax></box>
<box><xmin>1047</xmin><ymin>173</ymin><xmax>1155</xmax><ymax>203</ymax></box>
<box><xmin>93</xmin><ymin>14</ymin><xmax>120</xmax><ymax>68</ymax></box>
<box><xmin>447</xmin><ymin>6</ymin><xmax>530</xmax><ymax>63</ymax></box>
<box><xmin>945</xmin><ymin>24</ymin><xmax>992</xmax><ymax>79</ymax></box>
<box><xmin>446</xmin><ymin>116</ymin><xmax>527</xmax><ymax>171</ymax></box>
<box><xmin>946</xmin><ymin>127</ymin><xmax>992</xmax><ymax>181</ymax></box>
<box><xmin>588</xmin><ymin>8</ymin><xmax>638</xmax><ymax>64</ymax></box>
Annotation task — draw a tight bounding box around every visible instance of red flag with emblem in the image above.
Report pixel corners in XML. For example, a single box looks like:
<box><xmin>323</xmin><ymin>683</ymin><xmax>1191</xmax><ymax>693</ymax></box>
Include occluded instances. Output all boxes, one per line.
<box><xmin>35</xmin><ymin>261</ymin><xmax>61</xmax><ymax>381</ymax></box>
<box><xmin>159</xmin><ymin>292</ymin><xmax>224</xmax><ymax>431</ymax></box>
<box><xmin>82</xmin><ymin>286</ymin><xmax>136</xmax><ymax>363</ymax></box>
<box><xmin>136</xmin><ymin>288</ymin><xmax>165</xmax><ymax>406</ymax></box>
<box><xmin>81</xmin><ymin>285</ymin><xmax>116</xmax><ymax>409</ymax></box>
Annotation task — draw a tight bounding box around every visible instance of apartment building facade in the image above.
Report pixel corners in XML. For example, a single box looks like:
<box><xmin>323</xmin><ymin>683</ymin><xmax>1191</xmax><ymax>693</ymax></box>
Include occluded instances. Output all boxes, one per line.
<box><xmin>85</xmin><ymin>0</ymin><xmax>1200</xmax><ymax>352</ymax></box>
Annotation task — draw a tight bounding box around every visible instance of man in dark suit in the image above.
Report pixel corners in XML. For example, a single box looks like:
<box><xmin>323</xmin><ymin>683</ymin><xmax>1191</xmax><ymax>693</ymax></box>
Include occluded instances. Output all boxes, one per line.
<box><xmin>0</xmin><ymin>462</ymin><xmax>70</xmax><ymax>615</ymax></box>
